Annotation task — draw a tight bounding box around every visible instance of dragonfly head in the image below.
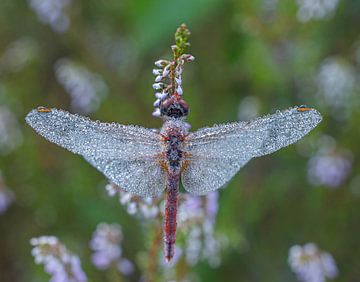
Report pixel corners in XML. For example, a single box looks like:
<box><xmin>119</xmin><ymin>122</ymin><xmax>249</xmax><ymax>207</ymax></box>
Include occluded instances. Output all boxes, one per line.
<box><xmin>160</xmin><ymin>94</ymin><xmax>189</xmax><ymax>119</ymax></box>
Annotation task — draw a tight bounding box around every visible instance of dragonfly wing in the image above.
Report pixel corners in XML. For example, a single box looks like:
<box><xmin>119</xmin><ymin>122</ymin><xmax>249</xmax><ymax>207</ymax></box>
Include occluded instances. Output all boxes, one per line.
<box><xmin>26</xmin><ymin>107</ymin><xmax>166</xmax><ymax>197</ymax></box>
<box><xmin>84</xmin><ymin>156</ymin><xmax>166</xmax><ymax>197</ymax></box>
<box><xmin>182</xmin><ymin>106</ymin><xmax>322</xmax><ymax>195</ymax></box>
<box><xmin>181</xmin><ymin>156</ymin><xmax>250</xmax><ymax>195</ymax></box>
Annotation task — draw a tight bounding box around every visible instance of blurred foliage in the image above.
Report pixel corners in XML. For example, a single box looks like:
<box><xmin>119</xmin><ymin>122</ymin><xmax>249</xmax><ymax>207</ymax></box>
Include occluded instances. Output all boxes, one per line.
<box><xmin>0</xmin><ymin>0</ymin><xmax>360</xmax><ymax>281</ymax></box>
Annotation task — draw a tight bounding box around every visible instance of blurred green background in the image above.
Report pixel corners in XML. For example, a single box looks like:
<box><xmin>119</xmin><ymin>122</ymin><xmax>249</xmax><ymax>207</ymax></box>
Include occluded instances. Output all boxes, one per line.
<box><xmin>0</xmin><ymin>0</ymin><xmax>360</xmax><ymax>281</ymax></box>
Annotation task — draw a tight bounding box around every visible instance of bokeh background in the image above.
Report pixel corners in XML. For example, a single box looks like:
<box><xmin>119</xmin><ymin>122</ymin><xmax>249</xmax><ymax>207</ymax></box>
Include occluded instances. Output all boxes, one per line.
<box><xmin>0</xmin><ymin>0</ymin><xmax>360</xmax><ymax>281</ymax></box>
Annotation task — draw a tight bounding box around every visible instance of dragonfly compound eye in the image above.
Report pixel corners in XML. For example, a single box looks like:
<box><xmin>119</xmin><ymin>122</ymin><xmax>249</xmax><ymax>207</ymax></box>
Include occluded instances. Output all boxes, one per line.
<box><xmin>160</xmin><ymin>97</ymin><xmax>189</xmax><ymax>118</ymax></box>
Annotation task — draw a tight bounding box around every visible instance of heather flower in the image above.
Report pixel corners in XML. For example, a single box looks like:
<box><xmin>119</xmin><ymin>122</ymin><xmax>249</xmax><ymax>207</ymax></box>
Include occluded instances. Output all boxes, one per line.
<box><xmin>316</xmin><ymin>58</ymin><xmax>356</xmax><ymax>119</ymax></box>
<box><xmin>106</xmin><ymin>183</ymin><xmax>224</xmax><ymax>269</ymax></box>
<box><xmin>105</xmin><ymin>183</ymin><xmax>160</xmax><ymax>219</ymax></box>
<box><xmin>117</xmin><ymin>258</ymin><xmax>135</xmax><ymax>275</ymax></box>
<box><xmin>307</xmin><ymin>144</ymin><xmax>352</xmax><ymax>188</ymax></box>
<box><xmin>161</xmin><ymin>246</ymin><xmax>183</xmax><ymax>268</ymax></box>
<box><xmin>296</xmin><ymin>0</ymin><xmax>339</xmax><ymax>22</ymax></box>
<box><xmin>54</xmin><ymin>59</ymin><xmax>108</xmax><ymax>114</ymax></box>
<box><xmin>90</xmin><ymin>223</ymin><xmax>122</xmax><ymax>269</ymax></box>
<box><xmin>153</xmin><ymin>99</ymin><xmax>161</xmax><ymax>107</ymax></box>
<box><xmin>185</xmin><ymin>225</ymin><xmax>202</xmax><ymax>266</ymax></box>
<box><xmin>154</xmin><ymin>60</ymin><xmax>170</xmax><ymax>67</ymax></box>
<box><xmin>30</xmin><ymin>236</ymin><xmax>87</xmax><ymax>282</ymax></box>
<box><xmin>178</xmin><ymin>194</ymin><xmax>203</xmax><ymax>225</ymax></box>
<box><xmin>175</xmin><ymin>85</ymin><xmax>183</xmax><ymax>95</ymax></box>
<box><xmin>90</xmin><ymin>223</ymin><xmax>134</xmax><ymax>275</ymax></box>
<box><xmin>177</xmin><ymin>191</ymin><xmax>223</xmax><ymax>267</ymax></box>
<box><xmin>152</xmin><ymin>69</ymin><xmax>162</xmax><ymax>76</ymax></box>
<box><xmin>238</xmin><ymin>96</ymin><xmax>261</xmax><ymax>121</ymax></box>
<box><xmin>152</xmin><ymin>83</ymin><xmax>165</xmax><ymax>90</ymax></box>
<box><xmin>28</xmin><ymin>0</ymin><xmax>72</xmax><ymax>33</ymax></box>
<box><xmin>288</xmin><ymin>243</ymin><xmax>338</xmax><ymax>282</ymax></box>
<box><xmin>0</xmin><ymin>106</ymin><xmax>23</xmax><ymax>155</ymax></box>
<box><xmin>205</xmin><ymin>191</ymin><xmax>219</xmax><ymax>224</ymax></box>
<box><xmin>151</xmin><ymin>24</ymin><xmax>195</xmax><ymax>117</ymax></box>
<box><xmin>0</xmin><ymin>37</ymin><xmax>38</xmax><ymax>73</ymax></box>
<box><xmin>0</xmin><ymin>172</ymin><xmax>15</xmax><ymax>214</ymax></box>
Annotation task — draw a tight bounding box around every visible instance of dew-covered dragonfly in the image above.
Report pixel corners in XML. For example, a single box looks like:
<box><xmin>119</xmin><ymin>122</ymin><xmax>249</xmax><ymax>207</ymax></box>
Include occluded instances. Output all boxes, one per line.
<box><xmin>26</xmin><ymin>94</ymin><xmax>321</xmax><ymax>261</ymax></box>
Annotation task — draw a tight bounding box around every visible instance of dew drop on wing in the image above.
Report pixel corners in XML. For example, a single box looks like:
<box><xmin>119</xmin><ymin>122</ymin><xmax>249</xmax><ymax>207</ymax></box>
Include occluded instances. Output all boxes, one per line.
<box><xmin>25</xmin><ymin>107</ymin><xmax>166</xmax><ymax>197</ymax></box>
<box><xmin>181</xmin><ymin>106</ymin><xmax>322</xmax><ymax>195</ymax></box>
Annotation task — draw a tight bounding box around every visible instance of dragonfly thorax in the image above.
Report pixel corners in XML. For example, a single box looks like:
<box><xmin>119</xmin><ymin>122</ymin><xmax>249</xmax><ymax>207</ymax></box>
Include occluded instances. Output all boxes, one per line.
<box><xmin>161</xmin><ymin>119</ymin><xmax>189</xmax><ymax>170</ymax></box>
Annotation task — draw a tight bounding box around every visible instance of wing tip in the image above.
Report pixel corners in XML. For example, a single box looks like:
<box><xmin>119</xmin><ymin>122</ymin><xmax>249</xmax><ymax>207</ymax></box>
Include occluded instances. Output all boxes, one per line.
<box><xmin>295</xmin><ymin>105</ymin><xmax>322</xmax><ymax>125</ymax></box>
<box><xmin>36</xmin><ymin>106</ymin><xmax>52</xmax><ymax>113</ymax></box>
<box><xmin>26</xmin><ymin>106</ymin><xmax>50</xmax><ymax>124</ymax></box>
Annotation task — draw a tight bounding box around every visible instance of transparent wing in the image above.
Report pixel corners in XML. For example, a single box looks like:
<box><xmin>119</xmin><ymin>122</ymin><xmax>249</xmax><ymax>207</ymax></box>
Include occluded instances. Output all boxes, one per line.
<box><xmin>182</xmin><ymin>106</ymin><xmax>322</xmax><ymax>195</ymax></box>
<box><xmin>26</xmin><ymin>107</ymin><xmax>166</xmax><ymax>197</ymax></box>
<box><xmin>83</xmin><ymin>156</ymin><xmax>166</xmax><ymax>197</ymax></box>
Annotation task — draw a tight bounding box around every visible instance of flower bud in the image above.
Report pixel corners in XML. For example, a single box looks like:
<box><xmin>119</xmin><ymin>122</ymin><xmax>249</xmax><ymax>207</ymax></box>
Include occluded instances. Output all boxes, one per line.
<box><xmin>175</xmin><ymin>77</ymin><xmax>182</xmax><ymax>86</ymax></box>
<box><xmin>155</xmin><ymin>92</ymin><xmax>169</xmax><ymax>100</ymax></box>
<box><xmin>175</xmin><ymin>66</ymin><xmax>183</xmax><ymax>75</ymax></box>
<box><xmin>160</xmin><ymin>92</ymin><xmax>168</xmax><ymax>100</ymax></box>
<box><xmin>154</xmin><ymin>60</ymin><xmax>169</xmax><ymax>67</ymax></box>
<box><xmin>153</xmin><ymin>99</ymin><xmax>161</xmax><ymax>107</ymax></box>
<box><xmin>162</xmin><ymin>66</ymin><xmax>170</xmax><ymax>77</ymax></box>
<box><xmin>182</xmin><ymin>54</ymin><xmax>195</xmax><ymax>62</ymax></box>
<box><xmin>155</xmin><ymin>92</ymin><xmax>163</xmax><ymax>99</ymax></box>
<box><xmin>152</xmin><ymin>108</ymin><xmax>161</xmax><ymax>117</ymax></box>
<box><xmin>155</xmin><ymin>75</ymin><xmax>163</xmax><ymax>82</ymax></box>
<box><xmin>176</xmin><ymin>86</ymin><xmax>183</xmax><ymax>95</ymax></box>
<box><xmin>171</xmin><ymin>45</ymin><xmax>180</xmax><ymax>53</ymax></box>
<box><xmin>152</xmin><ymin>69</ymin><xmax>162</xmax><ymax>75</ymax></box>
<box><xmin>152</xmin><ymin>83</ymin><xmax>164</xmax><ymax>90</ymax></box>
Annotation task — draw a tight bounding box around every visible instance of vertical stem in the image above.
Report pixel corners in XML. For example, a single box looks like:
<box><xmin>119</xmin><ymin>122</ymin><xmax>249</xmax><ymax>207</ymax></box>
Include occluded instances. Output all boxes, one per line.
<box><xmin>169</xmin><ymin>61</ymin><xmax>176</xmax><ymax>95</ymax></box>
<box><xmin>146</xmin><ymin>222</ymin><xmax>162</xmax><ymax>282</ymax></box>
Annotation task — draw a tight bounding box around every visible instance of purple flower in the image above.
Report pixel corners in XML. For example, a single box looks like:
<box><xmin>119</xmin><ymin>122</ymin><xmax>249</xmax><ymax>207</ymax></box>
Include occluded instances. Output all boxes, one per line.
<box><xmin>176</xmin><ymin>86</ymin><xmax>183</xmax><ymax>95</ymax></box>
<box><xmin>0</xmin><ymin>172</ymin><xmax>15</xmax><ymax>214</ymax></box>
<box><xmin>238</xmin><ymin>96</ymin><xmax>260</xmax><ymax>121</ymax></box>
<box><xmin>181</xmin><ymin>54</ymin><xmax>195</xmax><ymax>62</ymax></box>
<box><xmin>0</xmin><ymin>37</ymin><xmax>38</xmax><ymax>73</ymax></box>
<box><xmin>90</xmin><ymin>223</ymin><xmax>122</xmax><ymax>269</ymax></box>
<box><xmin>0</xmin><ymin>106</ymin><xmax>23</xmax><ymax>155</ymax></box>
<box><xmin>30</xmin><ymin>236</ymin><xmax>87</xmax><ymax>282</ymax></box>
<box><xmin>315</xmin><ymin>57</ymin><xmax>356</xmax><ymax>120</ymax></box>
<box><xmin>155</xmin><ymin>75</ymin><xmax>163</xmax><ymax>82</ymax></box>
<box><xmin>151</xmin><ymin>42</ymin><xmax>195</xmax><ymax>117</ymax></box>
<box><xmin>178</xmin><ymin>194</ymin><xmax>203</xmax><ymax>225</ymax></box>
<box><xmin>288</xmin><ymin>243</ymin><xmax>338</xmax><ymax>282</ymax></box>
<box><xmin>154</xmin><ymin>60</ymin><xmax>169</xmax><ymax>67</ymax></box>
<box><xmin>177</xmin><ymin>192</ymin><xmax>223</xmax><ymax>268</ymax></box>
<box><xmin>54</xmin><ymin>58</ymin><xmax>108</xmax><ymax>114</ymax></box>
<box><xmin>206</xmin><ymin>191</ymin><xmax>219</xmax><ymax>224</ymax></box>
<box><xmin>161</xmin><ymin>245</ymin><xmax>182</xmax><ymax>268</ymax></box>
<box><xmin>296</xmin><ymin>0</ymin><xmax>339</xmax><ymax>22</ymax></box>
<box><xmin>152</xmin><ymin>108</ymin><xmax>161</xmax><ymax>117</ymax></box>
<box><xmin>0</xmin><ymin>189</ymin><xmax>14</xmax><ymax>214</ymax></box>
<box><xmin>308</xmin><ymin>147</ymin><xmax>352</xmax><ymax>188</ymax></box>
<box><xmin>152</xmin><ymin>69</ymin><xmax>162</xmax><ymax>76</ymax></box>
<box><xmin>105</xmin><ymin>183</ymin><xmax>160</xmax><ymax>219</ymax></box>
<box><xmin>152</xmin><ymin>83</ymin><xmax>164</xmax><ymax>90</ymax></box>
<box><xmin>185</xmin><ymin>226</ymin><xmax>202</xmax><ymax>265</ymax></box>
<box><xmin>90</xmin><ymin>223</ymin><xmax>134</xmax><ymax>276</ymax></box>
<box><xmin>117</xmin><ymin>258</ymin><xmax>134</xmax><ymax>276</ymax></box>
<box><xmin>28</xmin><ymin>0</ymin><xmax>72</xmax><ymax>33</ymax></box>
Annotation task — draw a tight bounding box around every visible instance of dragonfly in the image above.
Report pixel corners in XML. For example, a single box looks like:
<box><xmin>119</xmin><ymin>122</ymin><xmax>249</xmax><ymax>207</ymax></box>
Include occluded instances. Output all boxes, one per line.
<box><xmin>26</xmin><ymin>94</ymin><xmax>322</xmax><ymax>262</ymax></box>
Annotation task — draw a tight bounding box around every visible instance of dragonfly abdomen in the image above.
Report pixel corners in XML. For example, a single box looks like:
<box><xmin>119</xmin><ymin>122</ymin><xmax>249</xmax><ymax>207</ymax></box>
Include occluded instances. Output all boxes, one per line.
<box><xmin>164</xmin><ymin>170</ymin><xmax>179</xmax><ymax>262</ymax></box>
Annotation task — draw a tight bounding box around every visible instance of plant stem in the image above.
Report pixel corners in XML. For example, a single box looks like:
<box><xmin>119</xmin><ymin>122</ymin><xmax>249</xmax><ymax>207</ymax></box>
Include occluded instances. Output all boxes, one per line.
<box><xmin>146</xmin><ymin>222</ymin><xmax>163</xmax><ymax>282</ymax></box>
